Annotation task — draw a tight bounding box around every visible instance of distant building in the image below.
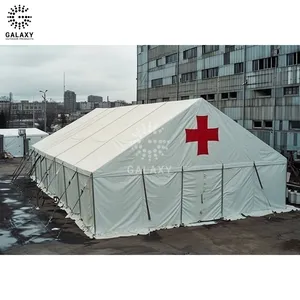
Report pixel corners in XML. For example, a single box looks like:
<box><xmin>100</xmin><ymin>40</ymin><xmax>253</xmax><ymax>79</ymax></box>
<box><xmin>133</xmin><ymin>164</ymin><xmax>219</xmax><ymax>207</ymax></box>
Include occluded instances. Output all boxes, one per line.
<box><xmin>87</xmin><ymin>95</ymin><xmax>103</xmax><ymax>103</ymax></box>
<box><xmin>64</xmin><ymin>90</ymin><xmax>76</xmax><ymax>113</ymax></box>
<box><xmin>79</xmin><ymin>101</ymin><xmax>93</xmax><ymax>112</ymax></box>
<box><xmin>0</xmin><ymin>100</ymin><xmax>10</xmax><ymax>113</ymax></box>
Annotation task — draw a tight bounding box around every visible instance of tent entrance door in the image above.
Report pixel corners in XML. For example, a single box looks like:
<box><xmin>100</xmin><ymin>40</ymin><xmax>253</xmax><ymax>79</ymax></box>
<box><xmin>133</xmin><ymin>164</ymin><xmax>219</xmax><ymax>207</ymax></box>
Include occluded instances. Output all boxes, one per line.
<box><xmin>182</xmin><ymin>169</ymin><xmax>222</xmax><ymax>224</ymax></box>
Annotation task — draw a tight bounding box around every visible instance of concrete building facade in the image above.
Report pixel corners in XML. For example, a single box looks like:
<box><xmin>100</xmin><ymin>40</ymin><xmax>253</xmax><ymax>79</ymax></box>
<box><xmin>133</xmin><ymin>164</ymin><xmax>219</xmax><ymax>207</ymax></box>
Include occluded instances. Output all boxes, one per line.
<box><xmin>64</xmin><ymin>90</ymin><xmax>76</xmax><ymax>113</ymax></box>
<box><xmin>87</xmin><ymin>95</ymin><xmax>103</xmax><ymax>103</ymax></box>
<box><xmin>137</xmin><ymin>45</ymin><xmax>300</xmax><ymax>152</ymax></box>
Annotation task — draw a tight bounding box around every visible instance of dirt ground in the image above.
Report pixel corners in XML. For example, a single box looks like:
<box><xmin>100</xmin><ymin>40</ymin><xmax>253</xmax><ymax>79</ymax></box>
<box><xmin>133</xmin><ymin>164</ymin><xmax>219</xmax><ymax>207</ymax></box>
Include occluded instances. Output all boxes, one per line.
<box><xmin>1</xmin><ymin>158</ymin><xmax>300</xmax><ymax>255</ymax></box>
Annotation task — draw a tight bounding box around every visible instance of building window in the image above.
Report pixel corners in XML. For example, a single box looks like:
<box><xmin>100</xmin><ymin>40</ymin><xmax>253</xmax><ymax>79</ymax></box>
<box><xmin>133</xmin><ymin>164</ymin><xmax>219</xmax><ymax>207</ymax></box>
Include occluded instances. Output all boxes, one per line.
<box><xmin>254</xmin><ymin>89</ymin><xmax>272</xmax><ymax>97</ymax></box>
<box><xmin>150</xmin><ymin>99</ymin><xmax>156</xmax><ymax>103</ymax></box>
<box><xmin>183</xmin><ymin>47</ymin><xmax>197</xmax><ymax>59</ymax></box>
<box><xmin>202</xmin><ymin>45</ymin><xmax>219</xmax><ymax>54</ymax></box>
<box><xmin>230</xmin><ymin>92</ymin><xmax>237</xmax><ymax>99</ymax></box>
<box><xmin>287</xmin><ymin>52</ymin><xmax>300</xmax><ymax>66</ymax></box>
<box><xmin>253</xmin><ymin>57</ymin><xmax>278</xmax><ymax>71</ymax></box>
<box><xmin>151</xmin><ymin>78</ymin><xmax>163</xmax><ymax>88</ymax></box>
<box><xmin>166</xmin><ymin>53</ymin><xmax>177</xmax><ymax>64</ymax></box>
<box><xmin>163</xmin><ymin>97</ymin><xmax>170</xmax><ymax>102</ymax></box>
<box><xmin>264</xmin><ymin>121</ymin><xmax>273</xmax><ymax>128</ymax></box>
<box><xmin>234</xmin><ymin>62</ymin><xmax>243</xmax><ymax>74</ymax></box>
<box><xmin>172</xmin><ymin>75</ymin><xmax>177</xmax><ymax>84</ymax></box>
<box><xmin>156</xmin><ymin>58</ymin><xmax>163</xmax><ymax>67</ymax></box>
<box><xmin>181</xmin><ymin>71</ymin><xmax>197</xmax><ymax>83</ymax></box>
<box><xmin>224</xmin><ymin>52</ymin><xmax>230</xmax><ymax>65</ymax></box>
<box><xmin>207</xmin><ymin>94</ymin><xmax>215</xmax><ymax>101</ymax></box>
<box><xmin>201</xmin><ymin>94</ymin><xmax>215</xmax><ymax>101</ymax></box>
<box><xmin>284</xmin><ymin>86</ymin><xmax>299</xmax><ymax>95</ymax></box>
<box><xmin>141</xmin><ymin>46</ymin><xmax>145</xmax><ymax>53</ymax></box>
<box><xmin>181</xmin><ymin>96</ymin><xmax>189</xmax><ymax>100</ymax></box>
<box><xmin>221</xmin><ymin>92</ymin><xmax>237</xmax><ymax>99</ymax></box>
<box><xmin>225</xmin><ymin>45</ymin><xmax>235</xmax><ymax>52</ymax></box>
<box><xmin>202</xmin><ymin>67</ymin><xmax>219</xmax><ymax>79</ymax></box>
<box><xmin>221</xmin><ymin>93</ymin><xmax>228</xmax><ymax>99</ymax></box>
<box><xmin>253</xmin><ymin>121</ymin><xmax>262</xmax><ymax>128</ymax></box>
<box><xmin>290</xmin><ymin>121</ymin><xmax>300</xmax><ymax>130</ymax></box>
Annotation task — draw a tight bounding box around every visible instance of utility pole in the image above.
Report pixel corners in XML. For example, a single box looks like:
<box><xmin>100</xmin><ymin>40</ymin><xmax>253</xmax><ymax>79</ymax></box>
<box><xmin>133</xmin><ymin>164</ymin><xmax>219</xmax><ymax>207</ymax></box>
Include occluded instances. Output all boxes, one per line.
<box><xmin>39</xmin><ymin>90</ymin><xmax>48</xmax><ymax>132</ymax></box>
<box><xmin>8</xmin><ymin>92</ymin><xmax>12</xmax><ymax>128</ymax></box>
<box><xmin>242</xmin><ymin>45</ymin><xmax>247</xmax><ymax>128</ymax></box>
<box><xmin>32</xmin><ymin>96</ymin><xmax>35</xmax><ymax>128</ymax></box>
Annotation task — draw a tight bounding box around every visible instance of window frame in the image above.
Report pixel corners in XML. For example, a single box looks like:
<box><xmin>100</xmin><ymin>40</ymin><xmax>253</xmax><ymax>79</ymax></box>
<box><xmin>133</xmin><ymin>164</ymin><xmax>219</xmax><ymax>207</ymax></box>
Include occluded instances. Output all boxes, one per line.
<box><xmin>166</xmin><ymin>53</ymin><xmax>177</xmax><ymax>64</ymax></box>
<box><xmin>290</xmin><ymin>121</ymin><xmax>300</xmax><ymax>130</ymax></box>
<box><xmin>224</xmin><ymin>52</ymin><xmax>230</xmax><ymax>65</ymax></box>
<box><xmin>202</xmin><ymin>45</ymin><xmax>219</xmax><ymax>54</ymax></box>
<box><xmin>202</xmin><ymin>67</ymin><xmax>219</xmax><ymax>79</ymax></box>
<box><xmin>183</xmin><ymin>47</ymin><xmax>197</xmax><ymax>60</ymax></box>
<box><xmin>151</xmin><ymin>78</ymin><xmax>163</xmax><ymax>88</ymax></box>
<box><xmin>253</xmin><ymin>120</ymin><xmax>262</xmax><ymax>128</ymax></box>
<box><xmin>284</xmin><ymin>86</ymin><xmax>299</xmax><ymax>96</ymax></box>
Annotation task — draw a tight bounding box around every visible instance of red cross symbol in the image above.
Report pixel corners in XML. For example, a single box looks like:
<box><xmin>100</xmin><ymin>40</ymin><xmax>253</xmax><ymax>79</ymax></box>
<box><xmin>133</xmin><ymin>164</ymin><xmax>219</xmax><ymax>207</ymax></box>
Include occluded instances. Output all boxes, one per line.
<box><xmin>185</xmin><ymin>116</ymin><xmax>219</xmax><ymax>155</ymax></box>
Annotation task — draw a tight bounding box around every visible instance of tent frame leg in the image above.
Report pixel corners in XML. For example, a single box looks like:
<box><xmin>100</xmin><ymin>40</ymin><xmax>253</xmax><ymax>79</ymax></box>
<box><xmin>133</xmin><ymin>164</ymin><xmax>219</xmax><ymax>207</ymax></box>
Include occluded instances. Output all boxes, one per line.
<box><xmin>34</xmin><ymin>152</ymin><xmax>37</xmax><ymax>179</ymax></box>
<box><xmin>91</xmin><ymin>174</ymin><xmax>97</xmax><ymax>236</ymax></box>
<box><xmin>63</xmin><ymin>165</ymin><xmax>68</xmax><ymax>208</ymax></box>
<box><xmin>46</xmin><ymin>166</ymin><xmax>76</xmax><ymax>225</ymax></box>
<box><xmin>221</xmin><ymin>164</ymin><xmax>224</xmax><ymax>218</ymax></box>
<box><xmin>253</xmin><ymin>162</ymin><xmax>264</xmax><ymax>189</ymax></box>
<box><xmin>76</xmin><ymin>171</ymin><xmax>82</xmax><ymax>219</ymax></box>
<box><xmin>27</xmin><ymin>153</ymin><xmax>41</xmax><ymax>178</ymax></box>
<box><xmin>142</xmin><ymin>169</ymin><xmax>151</xmax><ymax>221</ymax></box>
<box><xmin>39</xmin><ymin>157</ymin><xmax>43</xmax><ymax>184</ymax></box>
<box><xmin>45</xmin><ymin>158</ymin><xmax>48</xmax><ymax>190</ymax></box>
<box><xmin>56</xmin><ymin>175</ymin><xmax>90</xmax><ymax>239</ymax></box>
<box><xmin>180</xmin><ymin>166</ymin><xmax>184</xmax><ymax>226</ymax></box>
<box><xmin>12</xmin><ymin>150</ymin><xmax>34</xmax><ymax>182</ymax></box>
<box><xmin>34</xmin><ymin>152</ymin><xmax>38</xmax><ymax>179</ymax></box>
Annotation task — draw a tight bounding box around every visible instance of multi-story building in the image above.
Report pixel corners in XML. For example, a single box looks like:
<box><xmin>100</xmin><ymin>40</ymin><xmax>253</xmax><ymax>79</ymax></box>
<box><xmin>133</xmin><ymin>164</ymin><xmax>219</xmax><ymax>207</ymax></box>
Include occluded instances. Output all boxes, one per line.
<box><xmin>0</xmin><ymin>100</ymin><xmax>10</xmax><ymax>113</ymax></box>
<box><xmin>137</xmin><ymin>45</ymin><xmax>300</xmax><ymax>153</ymax></box>
<box><xmin>64</xmin><ymin>90</ymin><xmax>76</xmax><ymax>113</ymax></box>
<box><xmin>87</xmin><ymin>95</ymin><xmax>103</xmax><ymax>103</ymax></box>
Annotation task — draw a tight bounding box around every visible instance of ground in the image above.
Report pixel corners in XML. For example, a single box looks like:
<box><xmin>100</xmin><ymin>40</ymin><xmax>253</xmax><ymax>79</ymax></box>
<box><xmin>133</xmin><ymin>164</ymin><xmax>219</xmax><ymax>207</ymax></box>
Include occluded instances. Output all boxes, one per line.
<box><xmin>1</xmin><ymin>158</ymin><xmax>300</xmax><ymax>255</ymax></box>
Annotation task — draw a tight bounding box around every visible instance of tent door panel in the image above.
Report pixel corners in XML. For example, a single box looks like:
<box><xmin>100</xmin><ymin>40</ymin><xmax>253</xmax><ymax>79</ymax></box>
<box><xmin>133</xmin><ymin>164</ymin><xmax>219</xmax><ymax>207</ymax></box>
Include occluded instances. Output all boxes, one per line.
<box><xmin>145</xmin><ymin>172</ymin><xmax>181</xmax><ymax>230</ymax></box>
<box><xmin>182</xmin><ymin>169</ymin><xmax>222</xmax><ymax>224</ymax></box>
<box><xmin>223</xmin><ymin>167</ymin><xmax>254</xmax><ymax>217</ymax></box>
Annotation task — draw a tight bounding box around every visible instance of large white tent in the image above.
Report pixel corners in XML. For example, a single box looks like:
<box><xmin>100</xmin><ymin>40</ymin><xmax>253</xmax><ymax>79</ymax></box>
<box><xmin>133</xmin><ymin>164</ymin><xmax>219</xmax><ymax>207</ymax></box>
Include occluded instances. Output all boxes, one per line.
<box><xmin>0</xmin><ymin>128</ymin><xmax>48</xmax><ymax>157</ymax></box>
<box><xmin>31</xmin><ymin>98</ymin><xmax>287</xmax><ymax>239</ymax></box>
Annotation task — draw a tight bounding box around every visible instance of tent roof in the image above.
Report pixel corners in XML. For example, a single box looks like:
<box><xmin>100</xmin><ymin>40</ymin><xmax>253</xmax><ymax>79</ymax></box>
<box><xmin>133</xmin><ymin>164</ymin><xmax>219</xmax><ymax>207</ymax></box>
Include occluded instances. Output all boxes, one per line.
<box><xmin>0</xmin><ymin>128</ymin><xmax>48</xmax><ymax>137</ymax></box>
<box><xmin>33</xmin><ymin>99</ymin><xmax>285</xmax><ymax>175</ymax></box>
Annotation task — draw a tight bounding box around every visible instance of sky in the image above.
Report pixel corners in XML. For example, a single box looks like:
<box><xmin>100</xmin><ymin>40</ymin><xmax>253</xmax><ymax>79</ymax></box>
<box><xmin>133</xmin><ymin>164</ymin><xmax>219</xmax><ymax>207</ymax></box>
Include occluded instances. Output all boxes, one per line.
<box><xmin>0</xmin><ymin>45</ymin><xmax>137</xmax><ymax>103</ymax></box>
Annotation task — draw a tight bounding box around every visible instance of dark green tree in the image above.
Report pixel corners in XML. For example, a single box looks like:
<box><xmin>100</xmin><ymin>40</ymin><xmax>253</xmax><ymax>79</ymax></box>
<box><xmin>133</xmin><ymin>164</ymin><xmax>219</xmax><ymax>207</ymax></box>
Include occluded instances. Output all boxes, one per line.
<box><xmin>61</xmin><ymin>113</ymin><xmax>67</xmax><ymax>128</ymax></box>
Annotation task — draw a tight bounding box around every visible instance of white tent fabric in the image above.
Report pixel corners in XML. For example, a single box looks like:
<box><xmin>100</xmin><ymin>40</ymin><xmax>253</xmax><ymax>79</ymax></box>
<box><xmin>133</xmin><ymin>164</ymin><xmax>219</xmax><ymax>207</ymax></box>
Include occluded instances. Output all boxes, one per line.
<box><xmin>31</xmin><ymin>99</ymin><xmax>287</xmax><ymax>239</ymax></box>
<box><xmin>0</xmin><ymin>128</ymin><xmax>48</xmax><ymax>157</ymax></box>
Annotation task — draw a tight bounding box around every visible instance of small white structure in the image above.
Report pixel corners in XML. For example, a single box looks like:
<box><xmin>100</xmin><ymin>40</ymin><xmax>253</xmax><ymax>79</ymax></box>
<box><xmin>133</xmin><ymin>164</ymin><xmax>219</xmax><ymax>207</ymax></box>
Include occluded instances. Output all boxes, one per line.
<box><xmin>0</xmin><ymin>128</ymin><xmax>48</xmax><ymax>157</ymax></box>
<box><xmin>31</xmin><ymin>99</ymin><xmax>287</xmax><ymax>239</ymax></box>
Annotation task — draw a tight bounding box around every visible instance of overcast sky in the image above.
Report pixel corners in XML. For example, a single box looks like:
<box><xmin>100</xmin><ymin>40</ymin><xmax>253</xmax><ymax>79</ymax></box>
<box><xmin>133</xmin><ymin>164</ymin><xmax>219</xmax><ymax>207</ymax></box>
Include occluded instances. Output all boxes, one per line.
<box><xmin>0</xmin><ymin>45</ymin><xmax>137</xmax><ymax>103</ymax></box>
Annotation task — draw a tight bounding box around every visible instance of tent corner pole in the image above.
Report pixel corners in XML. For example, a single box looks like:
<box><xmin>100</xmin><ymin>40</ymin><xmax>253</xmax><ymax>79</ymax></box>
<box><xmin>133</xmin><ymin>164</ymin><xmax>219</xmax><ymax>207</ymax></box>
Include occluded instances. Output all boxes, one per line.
<box><xmin>180</xmin><ymin>166</ymin><xmax>184</xmax><ymax>226</ymax></box>
<box><xmin>221</xmin><ymin>164</ymin><xmax>224</xmax><ymax>219</ymax></box>
<box><xmin>62</xmin><ymin>164</ymin><xmax>68</xmax><ymax>207</ymax></box>
<box><xmin>91</xmin><ymin>173</ymin><xmax>97</xmax><ymax>237</ymax></box>
<box><xmin>142</xmin><ymin>169</ymin><xmax>151</xmax><ymax>221</ymax></box>
<box><xmin>76</xmin><ymin>171</ymin><xmax>82</xmax><ymax>219</ymax></box>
